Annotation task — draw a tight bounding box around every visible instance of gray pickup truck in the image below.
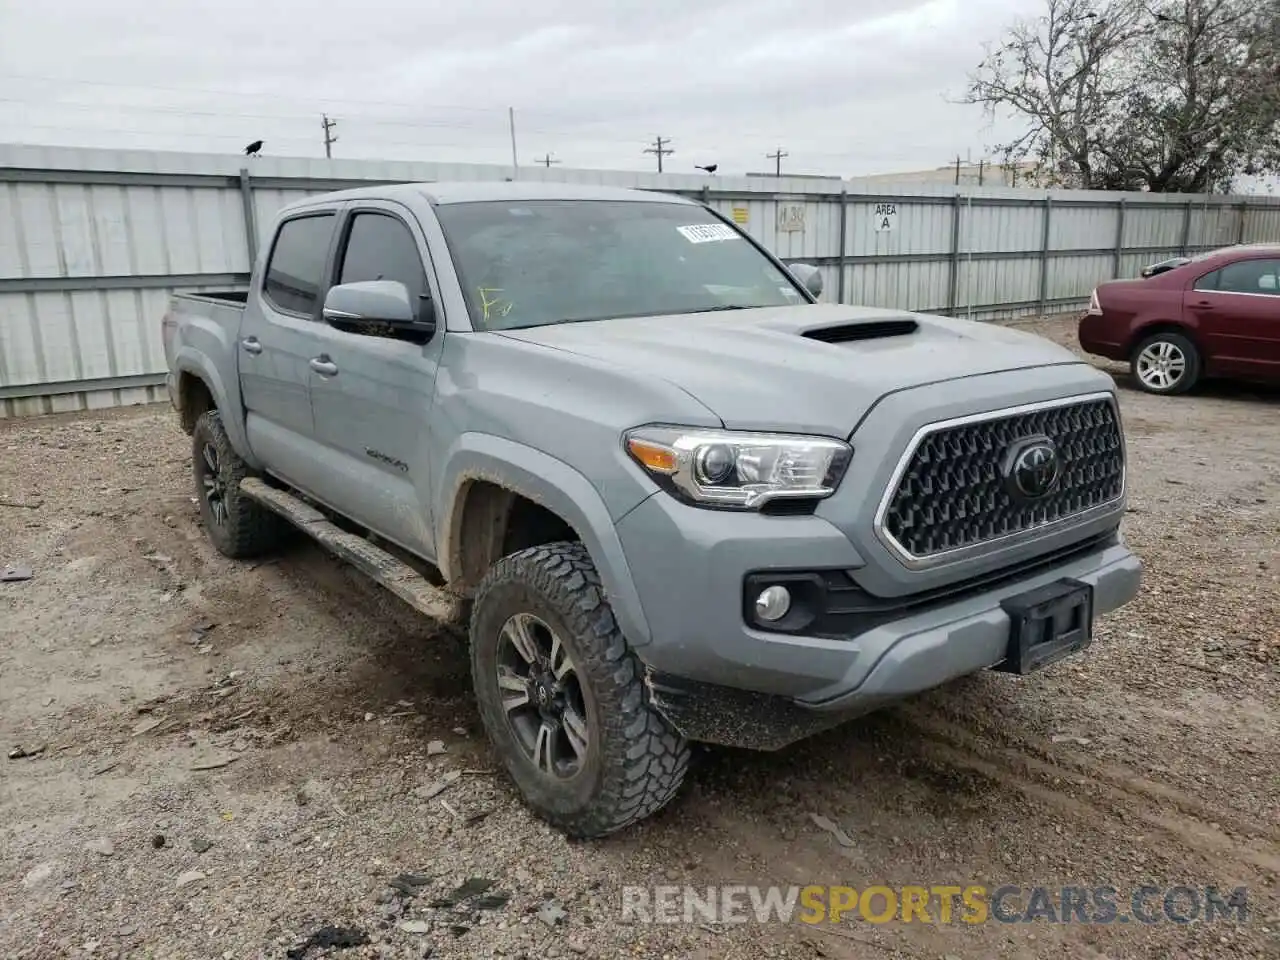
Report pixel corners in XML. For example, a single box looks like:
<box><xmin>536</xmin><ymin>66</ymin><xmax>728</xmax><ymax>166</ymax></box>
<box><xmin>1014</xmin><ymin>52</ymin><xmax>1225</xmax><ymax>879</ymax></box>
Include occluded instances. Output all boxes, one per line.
<box><xmin>163</xmin><ymin>181</ymin><xmax>1141</xmax><ymax>837</ymax></box>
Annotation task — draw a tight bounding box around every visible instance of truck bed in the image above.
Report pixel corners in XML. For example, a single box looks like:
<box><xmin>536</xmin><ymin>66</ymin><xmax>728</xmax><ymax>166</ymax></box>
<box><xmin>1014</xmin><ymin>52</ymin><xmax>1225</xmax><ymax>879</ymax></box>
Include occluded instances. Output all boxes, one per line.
<box><xmin>174</xmin><ymin>290</ymin><xmax>250</xmax><ymax>307</ymax></box>
<box><xmin>163</xmin><ymin>291</ymin><xmax>252</xmax><ymax>421</ymax></box>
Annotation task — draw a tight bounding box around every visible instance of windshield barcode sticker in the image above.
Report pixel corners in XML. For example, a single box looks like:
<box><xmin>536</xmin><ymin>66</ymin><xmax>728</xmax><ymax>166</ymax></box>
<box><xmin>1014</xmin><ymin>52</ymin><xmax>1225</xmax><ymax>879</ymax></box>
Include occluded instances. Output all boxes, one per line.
<box><xmin>677</xmin><ymin>224</ymin><xmax>740</xmax><ymax>244</ymax></box>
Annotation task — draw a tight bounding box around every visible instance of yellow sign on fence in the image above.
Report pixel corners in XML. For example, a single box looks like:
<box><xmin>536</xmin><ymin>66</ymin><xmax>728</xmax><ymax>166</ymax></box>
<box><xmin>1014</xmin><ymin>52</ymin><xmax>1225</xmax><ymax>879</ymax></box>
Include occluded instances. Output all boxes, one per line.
<box><xmin>731</xmin><ymin>207</ymin><xmax>749</xmax><ymax>225</ymax></box>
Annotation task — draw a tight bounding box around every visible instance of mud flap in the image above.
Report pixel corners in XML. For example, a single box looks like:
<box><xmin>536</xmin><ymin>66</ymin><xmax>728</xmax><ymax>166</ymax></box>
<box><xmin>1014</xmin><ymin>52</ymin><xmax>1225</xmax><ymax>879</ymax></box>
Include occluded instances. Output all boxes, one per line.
<box><xmin>644</xmin><ymin>667</ymin><xmax>865</xmax><ymax>751</ymax></box>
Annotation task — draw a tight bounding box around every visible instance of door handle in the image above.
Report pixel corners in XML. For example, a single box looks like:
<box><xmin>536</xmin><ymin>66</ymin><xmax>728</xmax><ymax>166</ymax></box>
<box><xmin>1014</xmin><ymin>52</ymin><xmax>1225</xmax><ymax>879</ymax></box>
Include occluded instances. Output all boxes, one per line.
<box><xmin>1194</xmin><ymin>300</ymin><xmax>1214</xmax><ymax>309</ymax></box>
<box><xmin>241</xmin><ymin>337</ymin><xmax>263</xmax><ymax>355</ymax></box>
<box><xmin>310</xmin><ymin>356</ymin><xmax>339</xmax><ymax>377</ymax></box>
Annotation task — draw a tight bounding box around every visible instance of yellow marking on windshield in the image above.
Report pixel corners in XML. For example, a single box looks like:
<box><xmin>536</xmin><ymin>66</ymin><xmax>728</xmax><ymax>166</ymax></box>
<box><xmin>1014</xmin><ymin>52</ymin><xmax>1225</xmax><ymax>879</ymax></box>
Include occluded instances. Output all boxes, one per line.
<box><xmin>479</xmin><ymin>287</ymin><xmax>514</xmax><ymax>322</ymax></box>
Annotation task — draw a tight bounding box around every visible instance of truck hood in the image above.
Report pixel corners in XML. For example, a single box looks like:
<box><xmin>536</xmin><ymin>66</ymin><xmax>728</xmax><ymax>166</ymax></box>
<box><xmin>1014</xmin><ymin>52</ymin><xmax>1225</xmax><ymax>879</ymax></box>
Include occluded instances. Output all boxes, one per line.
<box><xmin>497</xmin><ymin>304</ymin><xmax>1087</xmax><ymax>438</ymax></box>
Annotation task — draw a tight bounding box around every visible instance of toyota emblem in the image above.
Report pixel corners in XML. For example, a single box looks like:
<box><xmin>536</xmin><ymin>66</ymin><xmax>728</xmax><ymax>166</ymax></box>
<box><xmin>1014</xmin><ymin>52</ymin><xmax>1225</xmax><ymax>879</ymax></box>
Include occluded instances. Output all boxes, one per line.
<box><xmin>1002</xmin><ymin>436</ymin><xmax>1061</xmax><ymax>500</ymax></box>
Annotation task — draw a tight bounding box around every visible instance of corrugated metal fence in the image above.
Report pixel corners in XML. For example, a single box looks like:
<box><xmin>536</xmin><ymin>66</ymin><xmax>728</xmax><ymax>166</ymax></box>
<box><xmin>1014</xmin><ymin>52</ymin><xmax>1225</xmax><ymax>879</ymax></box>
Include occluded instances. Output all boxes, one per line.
<box><xmin>3</xmin><ymin>143</ymin><xmax>1279</xmax><ymax>418</ymax></box>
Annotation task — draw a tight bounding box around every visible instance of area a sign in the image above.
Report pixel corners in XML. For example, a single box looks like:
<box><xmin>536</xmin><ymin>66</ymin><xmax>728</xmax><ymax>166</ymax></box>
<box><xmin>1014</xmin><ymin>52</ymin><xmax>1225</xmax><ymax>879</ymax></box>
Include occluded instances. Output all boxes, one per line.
<box><xmin>873</xmin><ymin>202</ymin><xmax>898</xmax><ymax>232</ymax></box>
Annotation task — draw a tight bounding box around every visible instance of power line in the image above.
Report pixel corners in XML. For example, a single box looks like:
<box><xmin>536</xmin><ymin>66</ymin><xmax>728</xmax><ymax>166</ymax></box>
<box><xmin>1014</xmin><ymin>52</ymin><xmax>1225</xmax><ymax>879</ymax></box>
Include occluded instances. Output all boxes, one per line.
<box><xmin>766</xmin><ymin>147</ymin><xmax>789</xmax><ymax>177</ymax></box>
<box><xmin>321</xmin><ymin>114</ymin><xmax>338</xmax><ymax>158</ymax></box>
<box><xmin>535</xmin><ymin>153</ymin><xmax>560</xmax><ymax>168</ymax></box>
<box><xmin>643</xmin><ymin>135</ymin><xmax>673</xmax><ymax>173</ymax></box>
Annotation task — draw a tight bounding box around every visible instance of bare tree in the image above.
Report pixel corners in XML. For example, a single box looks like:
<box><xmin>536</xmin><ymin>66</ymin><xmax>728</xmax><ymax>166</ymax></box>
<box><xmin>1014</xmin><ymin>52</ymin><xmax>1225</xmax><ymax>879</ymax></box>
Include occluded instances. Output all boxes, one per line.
<box><xmin>964</xmin><ymin>0</ymin><xmax>1280</xmax><ymax>191</ymax></box>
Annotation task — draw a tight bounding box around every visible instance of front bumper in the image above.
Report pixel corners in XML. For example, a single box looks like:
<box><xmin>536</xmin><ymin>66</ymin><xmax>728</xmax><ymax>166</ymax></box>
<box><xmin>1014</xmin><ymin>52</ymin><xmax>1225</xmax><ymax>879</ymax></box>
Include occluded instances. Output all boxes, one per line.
<box><xmin>615</xmin><ymin>493</ymin><xmax>1141</xmax><ymax>748</ymax></box>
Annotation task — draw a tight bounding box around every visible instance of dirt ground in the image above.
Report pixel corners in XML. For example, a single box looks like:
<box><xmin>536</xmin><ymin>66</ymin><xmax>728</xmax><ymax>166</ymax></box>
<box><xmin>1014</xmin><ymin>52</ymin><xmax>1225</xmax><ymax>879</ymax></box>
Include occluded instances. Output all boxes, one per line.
<box><xmin>1</xmin><ymin>315</ymin><xmax>1277</xmax><ymax>960</ymax></box>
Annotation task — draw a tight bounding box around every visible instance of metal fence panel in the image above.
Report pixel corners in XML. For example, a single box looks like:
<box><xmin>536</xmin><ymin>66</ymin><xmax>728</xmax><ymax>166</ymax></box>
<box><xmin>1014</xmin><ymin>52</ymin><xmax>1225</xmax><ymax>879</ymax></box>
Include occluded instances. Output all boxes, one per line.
<box><xmin>1243</xmin><ymin>206</ymin><xmax>1280</xmax><ymax>244</ymax></box>
<box><xmin>847</xmin><ymin>199</ymin><xmax>952</xmax><ymax>256</ymax></box>
<box><xmin>962</xmin><ymin>201</ymin><xmax>1046</xmax><ymax>255</ymax></box>
<box><xmin>957</xmin><ymin>256</ymin><xmax>1041</xmax><ymax>312</ymax></box>
<box><xmin>4</xmin><ymin>142</ymin><xmax>1280</xmax><ymax>416</ymax></box>
<box><xmin>844</xmin><ymin>260</ymin><xmax>951</xmax><ymax>313</ymax></box>
<box><xmin>1047</xmin><ymin>254</ymin><xmax>1115</xmax><ymax>300</ymax></box>
<box><xmin>1123</xmin><ymin>206</ymin><xmax>1185</xmax><ymax>250</ymax></box>
<box><xmin>1048</xmin><ymin>204</ymin><xmax>1117</xmax><ymax>252</ymax></box>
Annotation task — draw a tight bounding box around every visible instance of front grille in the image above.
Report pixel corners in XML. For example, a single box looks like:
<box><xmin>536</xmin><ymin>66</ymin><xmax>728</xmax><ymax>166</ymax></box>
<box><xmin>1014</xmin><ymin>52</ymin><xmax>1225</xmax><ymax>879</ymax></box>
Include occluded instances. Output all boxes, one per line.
<box><xmin>879</xmin><ymin>396</ymin><xmax>1124</xmax><ymax>561</ymax></box>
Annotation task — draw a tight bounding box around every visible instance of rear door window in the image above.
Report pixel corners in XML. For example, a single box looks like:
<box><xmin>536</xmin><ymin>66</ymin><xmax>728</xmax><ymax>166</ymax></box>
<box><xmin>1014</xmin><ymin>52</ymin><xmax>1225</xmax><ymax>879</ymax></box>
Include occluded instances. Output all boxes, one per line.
<box><xmin>263</xmin><ymin>213</ymin><xmax>336</xmax><ymax>316</ymax></box>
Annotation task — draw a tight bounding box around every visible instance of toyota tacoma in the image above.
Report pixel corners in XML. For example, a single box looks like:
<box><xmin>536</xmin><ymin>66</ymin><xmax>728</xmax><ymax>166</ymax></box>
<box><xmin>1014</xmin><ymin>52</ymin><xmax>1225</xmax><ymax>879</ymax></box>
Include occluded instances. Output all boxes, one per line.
<box><xmin>162</xmin><ymin>181</ymin><xmax>1142</xmax><ymax>838</ymax></box>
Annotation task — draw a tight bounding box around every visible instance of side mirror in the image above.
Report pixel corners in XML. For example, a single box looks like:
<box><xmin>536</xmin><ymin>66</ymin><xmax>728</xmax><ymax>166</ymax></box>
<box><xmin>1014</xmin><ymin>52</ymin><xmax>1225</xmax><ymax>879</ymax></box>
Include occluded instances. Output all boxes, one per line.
<box><xmin>323</xmin><ymin>280</ymin><xmax>435</xmax><ymax>341</ymax></box>
<box><xmin>789</xmin><ymin>262</ymin><xmax>823</xmax><ymax>298</ymax></box>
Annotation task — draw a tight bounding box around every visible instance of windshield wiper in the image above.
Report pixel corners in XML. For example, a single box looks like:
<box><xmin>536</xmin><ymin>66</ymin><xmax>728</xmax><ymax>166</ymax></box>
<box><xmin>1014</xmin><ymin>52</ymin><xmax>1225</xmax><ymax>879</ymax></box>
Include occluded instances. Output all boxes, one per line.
<box><xmin>688</xmin><ymin>304</ymin><xmax>754</xmax><ymax>313</ymax></box>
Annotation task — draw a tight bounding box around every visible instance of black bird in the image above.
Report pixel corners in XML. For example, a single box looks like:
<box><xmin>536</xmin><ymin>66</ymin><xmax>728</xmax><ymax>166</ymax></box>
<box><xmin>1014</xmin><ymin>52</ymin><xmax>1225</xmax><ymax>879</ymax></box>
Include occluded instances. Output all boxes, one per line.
<box><xmin>244</xmin><ymin>140</ymin><xmax>263</xmax><ymax>156</ymax></box>
<box><xmin>696</xmin><ymin>163</ymin><xmax>717</xmax><ymax>174</ymax></box>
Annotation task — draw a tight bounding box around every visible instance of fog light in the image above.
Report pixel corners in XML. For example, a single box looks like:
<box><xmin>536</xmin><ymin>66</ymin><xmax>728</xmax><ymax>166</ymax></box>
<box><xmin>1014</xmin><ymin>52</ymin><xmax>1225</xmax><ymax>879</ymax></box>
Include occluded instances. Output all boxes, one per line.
<box><xmin>754</xmin><ymin>585</ymin><xmax>791</xmax><ymax>622</ymax></box>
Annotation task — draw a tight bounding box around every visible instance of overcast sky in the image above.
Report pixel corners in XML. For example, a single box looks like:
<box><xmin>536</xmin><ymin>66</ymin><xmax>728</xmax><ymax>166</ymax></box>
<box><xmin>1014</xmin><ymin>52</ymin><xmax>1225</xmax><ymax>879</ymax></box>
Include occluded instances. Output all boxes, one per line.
<box><xmin>0</xmin><ymin>0</ymin><xmax>1037</xmax><ymax>177</ymax></box>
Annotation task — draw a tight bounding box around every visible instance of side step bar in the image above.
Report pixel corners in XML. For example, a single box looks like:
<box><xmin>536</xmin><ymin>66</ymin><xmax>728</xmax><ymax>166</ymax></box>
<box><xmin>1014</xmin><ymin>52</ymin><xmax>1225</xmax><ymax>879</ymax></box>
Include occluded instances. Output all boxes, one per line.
<box><xmin>239</xmin><ymin>478</ymin><xmax>464</xmax><ymax>625</ymax></box>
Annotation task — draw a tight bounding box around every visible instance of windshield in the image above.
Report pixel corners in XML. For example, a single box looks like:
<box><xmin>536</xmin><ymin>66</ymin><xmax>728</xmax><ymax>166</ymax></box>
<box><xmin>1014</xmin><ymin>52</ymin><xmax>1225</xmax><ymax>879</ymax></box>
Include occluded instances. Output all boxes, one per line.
<box><xmin>434</xmin><ymin>199</ymin><xmax>806</xmax><ymax>331</ymax></box>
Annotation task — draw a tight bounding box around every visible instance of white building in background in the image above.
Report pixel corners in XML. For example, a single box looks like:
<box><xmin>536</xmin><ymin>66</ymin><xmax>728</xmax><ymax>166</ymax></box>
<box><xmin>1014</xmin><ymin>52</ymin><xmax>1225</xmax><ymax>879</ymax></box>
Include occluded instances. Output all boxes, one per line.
<box><xmin>850</xmin><ymin>160</ymin><xmax>1041</xmax><ymax>189</ymax></box>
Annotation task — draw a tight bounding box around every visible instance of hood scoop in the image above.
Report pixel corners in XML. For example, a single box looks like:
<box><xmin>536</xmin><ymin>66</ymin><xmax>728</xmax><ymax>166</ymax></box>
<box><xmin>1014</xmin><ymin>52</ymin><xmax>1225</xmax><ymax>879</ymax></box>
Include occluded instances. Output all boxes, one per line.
<box><xmin>800</xmin><ymin>318</ymin><xmax>919</xmax><ymax>344</ymax></box>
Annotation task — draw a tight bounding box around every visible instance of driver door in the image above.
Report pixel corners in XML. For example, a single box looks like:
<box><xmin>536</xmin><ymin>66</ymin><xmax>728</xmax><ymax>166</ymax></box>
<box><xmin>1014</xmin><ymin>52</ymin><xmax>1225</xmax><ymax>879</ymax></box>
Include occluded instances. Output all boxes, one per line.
<box><xmin>305</xmin><ymin>201</ymin><xmax>446</xmax><ymax>560</ymax></box>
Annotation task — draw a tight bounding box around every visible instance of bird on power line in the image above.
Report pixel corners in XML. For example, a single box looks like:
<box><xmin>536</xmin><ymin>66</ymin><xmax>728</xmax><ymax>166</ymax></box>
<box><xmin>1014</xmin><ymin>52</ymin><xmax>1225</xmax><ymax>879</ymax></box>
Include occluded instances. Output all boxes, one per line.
<box><xmin>244</xmin><ymin>140</ymin><xmax>263</xmax><ymax>156</ymax></box>
<box><xmin>696</xmin><ymin>163</ymin><xmax>718</xmax><ymax>174</ymax></box>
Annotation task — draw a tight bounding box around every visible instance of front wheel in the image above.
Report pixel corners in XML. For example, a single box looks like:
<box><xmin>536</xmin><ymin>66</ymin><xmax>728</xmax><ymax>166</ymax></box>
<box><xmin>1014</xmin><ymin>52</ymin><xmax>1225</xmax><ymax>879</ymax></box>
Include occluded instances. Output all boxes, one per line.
<box><xmin>1130</xmin><ymin>331</ymin><xmax>1201</xmax><ymax>395</ymax></box>
<box><xmin>470</xmin><ymin>542</ymin><xmax>690</xmax><ymax>838</ymax></box>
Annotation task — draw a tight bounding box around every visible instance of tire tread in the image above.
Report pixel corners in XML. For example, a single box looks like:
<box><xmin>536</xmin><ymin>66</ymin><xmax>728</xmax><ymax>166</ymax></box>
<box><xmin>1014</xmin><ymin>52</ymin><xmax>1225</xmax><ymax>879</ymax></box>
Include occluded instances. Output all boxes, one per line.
<box><xmin>471</xmin><ymin>541</ymin><xmax>690</xmax><ymax>838</ymax></box>
<box><xmin>193</xmin><ymin>410</ymin><xmax>288</xmax><ymax>559</ymax></box>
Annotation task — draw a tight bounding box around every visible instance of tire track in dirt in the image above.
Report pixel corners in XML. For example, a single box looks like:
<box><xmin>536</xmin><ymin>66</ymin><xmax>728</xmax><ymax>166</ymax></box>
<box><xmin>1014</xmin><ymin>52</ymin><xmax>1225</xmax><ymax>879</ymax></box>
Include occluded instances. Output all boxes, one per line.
<box><xmin>899</xmin><ymin>702</ymin><xmax>1280</xmax><ymax>853</ymax></box>
<box><xmin>895</xmin><ymin>705</ymin><xmax>1280</xmax><ymax>879</ymax></box>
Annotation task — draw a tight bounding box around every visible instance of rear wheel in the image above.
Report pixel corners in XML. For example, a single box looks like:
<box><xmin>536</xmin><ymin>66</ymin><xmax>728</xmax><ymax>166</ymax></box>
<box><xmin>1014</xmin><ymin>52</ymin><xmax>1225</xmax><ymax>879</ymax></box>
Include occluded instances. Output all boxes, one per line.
<box><xmin>192</xmin><ymin>410</ymin><xmax>289</xmax><ymax>558</ymax></box>
<box><xmin>1130</xmin><ymin>331</ymin><xmax>1201</xmax><ymax>395</ymax></box>
<box><xmin>470</xmin><ymin>541</ymin><xmax>690</xmax><ymax>838</ymax></box>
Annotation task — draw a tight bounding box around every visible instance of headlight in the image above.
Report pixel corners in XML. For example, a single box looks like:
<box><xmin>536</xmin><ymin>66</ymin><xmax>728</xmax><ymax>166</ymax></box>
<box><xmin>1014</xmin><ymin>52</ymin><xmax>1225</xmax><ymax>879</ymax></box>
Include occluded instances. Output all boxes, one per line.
<box><xmin>624</xmin><ymin>426</ymin><xmax>852</xmax><ymax>510</ymax></box>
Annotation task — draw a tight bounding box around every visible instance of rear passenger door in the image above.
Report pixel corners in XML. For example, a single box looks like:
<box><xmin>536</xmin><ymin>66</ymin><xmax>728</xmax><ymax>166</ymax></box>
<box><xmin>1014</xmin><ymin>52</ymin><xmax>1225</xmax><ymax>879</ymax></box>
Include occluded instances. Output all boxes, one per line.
<box><xmin>238</xmin><ymin>211</ymin><xmax>336</xmax><ymax>476</ymax></box>
<box><xmin>1186</xmin><ymin>258</ymin><xmax>1280</xmax><ymax>378</ymax></box>
<box><xmin>305</xmin><ymin>202</ymin><xmax>445</xmax><ymax>559</ymax></box>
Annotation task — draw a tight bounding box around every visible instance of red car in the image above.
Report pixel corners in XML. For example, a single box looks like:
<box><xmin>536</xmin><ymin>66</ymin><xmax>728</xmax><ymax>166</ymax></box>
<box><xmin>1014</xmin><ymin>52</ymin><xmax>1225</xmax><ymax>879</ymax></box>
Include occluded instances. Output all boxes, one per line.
<box><xmin>1078</xmin><ymin>244</ymin><xmax>1280</xmax><ymax>395</ymax></box>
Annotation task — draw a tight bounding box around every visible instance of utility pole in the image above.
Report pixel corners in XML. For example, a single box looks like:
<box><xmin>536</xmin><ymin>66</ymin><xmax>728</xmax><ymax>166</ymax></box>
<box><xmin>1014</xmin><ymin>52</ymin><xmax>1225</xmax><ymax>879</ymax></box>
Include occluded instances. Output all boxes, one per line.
<box><xmin>321</xmin><ymin>114</ymin><xmax>338</xmax><ymax>158</ymax></box>
<box><xmin>535</xmin><ymin>153</ymin><xmax>560</xmax><ymax>168</ymax></box>
<box><xmin>954</xmin><ymin>154</ymin><xmax>962</xmax><ymax>185</ymax></box>
<box><xmin>766</xmin><ymin>147</ymin><xmax>788</xmax><ymax>177</ymax></box>
<box><xmin>508</xmin><ymin>107</ymin><xmax>519</xmax><ymax>178</ymax></box>
<box><xmin>977</xmin><ymin>158</ymin><xmax>985</xmax><ymax>186</ymax></box>
<box><xmin>643</xmin><ymin>136</ymin><xmax>673</xmax><ymax>173</ymax></box>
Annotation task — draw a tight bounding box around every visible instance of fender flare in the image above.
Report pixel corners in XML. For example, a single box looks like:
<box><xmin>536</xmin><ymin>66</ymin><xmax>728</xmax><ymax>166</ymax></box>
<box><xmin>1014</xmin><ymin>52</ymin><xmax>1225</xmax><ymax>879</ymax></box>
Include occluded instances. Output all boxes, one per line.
<box><xmin>435</xmin><ymin>433</ymin><xmax>653</xmax><ymax>646</ymax></box>
<box><xmin>173</xmin><ymin>348</ymin><xmax>260</xmax><ymax>469</ymax></box>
